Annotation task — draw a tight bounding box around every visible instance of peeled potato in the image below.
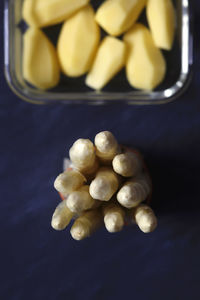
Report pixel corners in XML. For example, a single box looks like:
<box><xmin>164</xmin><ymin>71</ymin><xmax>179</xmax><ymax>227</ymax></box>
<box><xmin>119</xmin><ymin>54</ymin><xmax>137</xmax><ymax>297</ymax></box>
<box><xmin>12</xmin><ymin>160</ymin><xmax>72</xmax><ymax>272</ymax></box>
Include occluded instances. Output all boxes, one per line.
<box><xmin>147</xmin><ymin>0</ymin><xmax>176</xmax><ymax>50</ymax></box>
<box><xmin>124</xmin><ymin>23</ymin><xmax>166</xmax><ymax>90</ymax></box>
<box><xmin>22</xmin><ymin>0</ymin><xmax>90</xmax><ymax>28</ymax></box>
<box><xmin>57</xmin><ymin>5</ymin><xmax>100</xmax><ymax>77</ymax></box>
<box><xmin>86</xmin><ymin>36</ymin><xmax>126</xmax><ymax>90</ymax></box>
<box><xmin>95</xmin><ymin>0</ymin><xmax>146</xmax><ymax>37</ymax></box>
<box><xmin>23</xmin><ymin>28</ymin><xmax>60</xmax><ymax>90</ymax></box>
<box><xmin>22</xmin><ymin>0</ymin><xmax>37</xmax><ymax>26</ymax></box>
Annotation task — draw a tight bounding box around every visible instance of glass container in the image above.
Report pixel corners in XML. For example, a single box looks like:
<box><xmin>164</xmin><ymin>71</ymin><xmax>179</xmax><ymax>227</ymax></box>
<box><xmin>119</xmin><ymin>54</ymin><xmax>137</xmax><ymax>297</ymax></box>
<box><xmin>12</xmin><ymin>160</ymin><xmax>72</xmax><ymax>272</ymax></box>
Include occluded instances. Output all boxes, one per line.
<box><xmin>4</xmin><ymin>0</ymin><xmax>193</xmax><ymax>105</ymax></box>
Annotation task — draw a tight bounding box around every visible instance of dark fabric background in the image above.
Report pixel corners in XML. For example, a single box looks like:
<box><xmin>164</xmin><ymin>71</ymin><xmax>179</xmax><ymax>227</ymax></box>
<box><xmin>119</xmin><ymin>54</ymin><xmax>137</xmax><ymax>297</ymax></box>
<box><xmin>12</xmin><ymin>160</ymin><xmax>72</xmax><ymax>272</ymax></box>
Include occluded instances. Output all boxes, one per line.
<box><xmin>1</xmin><ymin>2</ymin><xmax>200</xmax><ymax>300</ymax></box>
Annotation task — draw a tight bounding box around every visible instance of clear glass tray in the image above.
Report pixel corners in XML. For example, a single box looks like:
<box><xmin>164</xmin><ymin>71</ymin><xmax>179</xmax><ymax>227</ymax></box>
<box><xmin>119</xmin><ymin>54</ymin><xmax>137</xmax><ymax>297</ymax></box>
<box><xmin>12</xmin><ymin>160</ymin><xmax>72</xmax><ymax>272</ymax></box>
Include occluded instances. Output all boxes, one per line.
<box><xmin>4</xmin><ymin>0</ymin><xmax>193</xmax><ymax>105</ymax></box>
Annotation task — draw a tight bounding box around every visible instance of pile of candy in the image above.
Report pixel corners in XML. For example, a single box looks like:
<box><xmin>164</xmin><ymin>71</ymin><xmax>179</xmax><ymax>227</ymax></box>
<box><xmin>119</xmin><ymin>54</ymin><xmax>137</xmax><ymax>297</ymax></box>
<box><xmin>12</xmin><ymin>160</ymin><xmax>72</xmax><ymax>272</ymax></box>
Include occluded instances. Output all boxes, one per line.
<box><xmin>51</xmin><ymin>131</ymin><xmax>157</xmax><ymax>240</ymax></box>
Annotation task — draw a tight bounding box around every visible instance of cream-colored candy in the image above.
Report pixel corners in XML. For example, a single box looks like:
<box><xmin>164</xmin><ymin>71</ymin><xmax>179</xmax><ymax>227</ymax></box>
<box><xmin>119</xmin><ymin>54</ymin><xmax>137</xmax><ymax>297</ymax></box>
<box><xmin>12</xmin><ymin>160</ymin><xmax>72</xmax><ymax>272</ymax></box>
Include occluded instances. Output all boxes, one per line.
<box><xmin>117</xmin><ymin>174</ymin><xmax>151</xmax><ymax>208</ymax></box>
<box><xmin>89</xmin><ymin>168</ymin><xmax>119</xmax><ymax>201</ymax></box>
<box><xmin>66</xmin><ymin>185</ymin><xmax>98</xmax><ymax>213</ymax></box>
<box><xmin>54</xmin><ymin>170</ymin><xmax>86</xmax><ymax>196</ymax></box>
<box><xmin>112</xmin><ymin>151</ymin><xmax>142</xmax><ymax>177</ymax></box>
<box><xmin>94</xmin><ymin>131</ymin><xmax>120</xmax><ymax>163</ymax></box>
<box><xmin>133</xmin><ymin>204</ymin><xmax>157</xmax><ymax>233</ymax></box>
<box><xmin>51</xmin><ymin>200</ymin><xmax>74</xmax><ymax>230</ymax></box>
<box><xmin>69</xmin><ymin>139</ymin><xmax>97</xmax><ymax>174</ymax></box>
<box><xmin>70</xmin><ymin>210</ymin><xmax>102</xmax><ymax>240</ymax></box>
<box><xmin>103</xmin><ymin>203</ymin><xmax>125</xmax><ymax>233</ymax></box>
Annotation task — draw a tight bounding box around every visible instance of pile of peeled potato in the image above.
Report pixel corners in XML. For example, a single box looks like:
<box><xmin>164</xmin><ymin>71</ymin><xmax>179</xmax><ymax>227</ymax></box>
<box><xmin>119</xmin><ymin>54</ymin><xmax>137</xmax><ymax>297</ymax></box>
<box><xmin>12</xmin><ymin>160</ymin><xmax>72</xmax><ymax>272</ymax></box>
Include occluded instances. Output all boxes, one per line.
<box><xmin>52</xmin><ymin>131</ymin><xmax>157</xmax><ymax>241</ymax></box>
<box><xmin>23</xmin><ymin>0</ymin><xmax>176</xmax><ymax>92</ymax></box>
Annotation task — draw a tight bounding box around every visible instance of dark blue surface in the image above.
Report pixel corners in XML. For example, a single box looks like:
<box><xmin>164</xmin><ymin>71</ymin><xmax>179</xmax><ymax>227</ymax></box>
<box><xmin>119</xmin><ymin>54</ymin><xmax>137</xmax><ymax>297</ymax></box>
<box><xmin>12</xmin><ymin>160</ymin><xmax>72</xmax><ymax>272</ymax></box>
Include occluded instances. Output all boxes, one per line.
<box><xmin>1</xmin><ymin>2</ymin><xmax>200</xmax><ymax>300</ymax></box>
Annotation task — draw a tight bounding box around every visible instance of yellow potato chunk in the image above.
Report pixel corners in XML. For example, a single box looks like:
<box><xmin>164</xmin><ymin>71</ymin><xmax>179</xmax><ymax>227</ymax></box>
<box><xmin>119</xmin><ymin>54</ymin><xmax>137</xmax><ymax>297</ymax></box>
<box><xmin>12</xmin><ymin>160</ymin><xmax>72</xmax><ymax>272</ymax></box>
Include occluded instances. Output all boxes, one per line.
<box><xmin>147</xmin><ymin>0</ymin><xmax>176</xmax><ymax>50</ymax></box>
<box><xmin>124</xmin><ymin>23</ymin><xmax>166</xmax><ymax>90</ymax></box>
<box><xmin>57</xmin><ymin>5</ymin><xmax>100</xmax><ymax>77</ymax></box>
<box><xmin>23</xmin><ymin>28</ymin><xmax>60</xmax><ymax>90</ymax></box>
<box><xmin>86</xmin><ymin>36</ymin><xmax>126</xmax><ymax>90</ymax></box>
<box><xmin>22</xmin><ymin>0</ymin><xmax>90</xmax><ymax>28</ymax></box>
<box><xmin>95</xmin><ymin>0</ymin><xmax>146</xmax><ymax>36</ymax></box>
